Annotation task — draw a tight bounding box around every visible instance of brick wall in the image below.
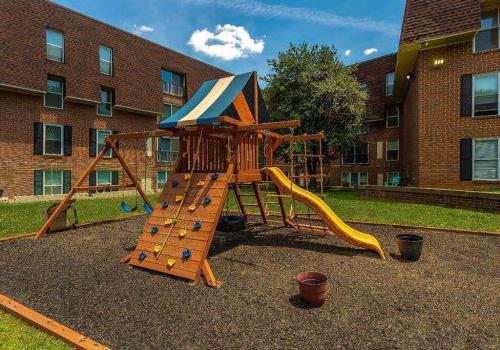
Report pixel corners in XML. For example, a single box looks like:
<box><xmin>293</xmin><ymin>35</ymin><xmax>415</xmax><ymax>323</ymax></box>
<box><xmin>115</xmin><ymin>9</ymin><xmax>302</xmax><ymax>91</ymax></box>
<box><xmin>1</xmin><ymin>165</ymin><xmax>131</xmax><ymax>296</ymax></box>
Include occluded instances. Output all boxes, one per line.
<box><xmin>415</xmin><ymin>41</ymin><xmax>500</xmax><ymax>189</ymax></box>
<box><xmin>0</xmin><ymin>0</ymin><xmax>229</xmax><ymax>198</ymax></box>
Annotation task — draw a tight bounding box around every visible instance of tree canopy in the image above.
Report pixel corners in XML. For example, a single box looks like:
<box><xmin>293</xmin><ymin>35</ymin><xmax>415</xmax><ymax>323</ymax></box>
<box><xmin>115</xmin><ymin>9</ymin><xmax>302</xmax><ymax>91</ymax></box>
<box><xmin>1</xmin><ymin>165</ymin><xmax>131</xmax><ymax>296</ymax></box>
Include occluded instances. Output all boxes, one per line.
<box><xmin>263</xmin><ymin>43</ymin><xmax>367</xmax><ymax>156</ymax></box>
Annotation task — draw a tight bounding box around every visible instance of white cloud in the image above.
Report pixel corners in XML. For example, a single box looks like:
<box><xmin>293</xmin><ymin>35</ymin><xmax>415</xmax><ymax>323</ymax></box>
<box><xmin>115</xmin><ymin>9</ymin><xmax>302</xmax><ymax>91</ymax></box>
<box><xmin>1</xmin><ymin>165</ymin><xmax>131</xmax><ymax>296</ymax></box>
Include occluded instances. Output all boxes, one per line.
<box><xmin>183</xmin><ymin>0</ymin><xmax>400</xmax><ymax>36</ymax></box>
<box><xmin>188</xmin><ymin>24</ymin><xmax>264</xmax><ymax>61</ymax></box>
<box><xmin>132</xmin><ymin>24</ymin><xmax>155</xmax><ymax>35</ymax></box>
<box><xmin>344</xmin><ymin>49</ymin><xmax>352</xmax><ymax>57</ymax></box>
<box><xmin>363</xmin><ymin>48</ymin><xmax>378</xmax><ymax>55</ymax></box>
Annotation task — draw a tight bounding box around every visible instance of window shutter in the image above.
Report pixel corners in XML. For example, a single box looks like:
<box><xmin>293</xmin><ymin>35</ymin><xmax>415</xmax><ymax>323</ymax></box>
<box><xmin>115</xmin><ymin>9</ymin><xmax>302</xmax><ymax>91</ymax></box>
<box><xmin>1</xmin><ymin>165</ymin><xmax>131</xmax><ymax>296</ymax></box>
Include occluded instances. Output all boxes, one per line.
<box><xmin>112</xmin><ymin>130</ymin><xmax>119</xmax><ymax>158</ymax></box>
<box><xmin>460</xmin><ymin>75</ymin><xmax>472</xmax><ymax>117</ymax></box>
<box><xmin>34</xmin><ymin>170</ymin><xmax>43</xmax><ymax>195</ymax></box>
<box><xmin>63</xmin><ymin>170</ymin><xmax>71</xmax><ymax>193</ymax></box>
<box><xmin>63</xmin><ymin>125</ymin><xmax>72</xmax><ymax>156</ymax></box>
<box><xmin>34</xmin><ymin>122</ymin><xmax>43</xmax><ymax>155</ymax></box>
<box><xmin>89</xmin><ymin>128</ymin><xmax>96</xmax><ymax>157</ymax></box>
<box><xmin>89</xmin><ymin>170</ymin><xmax>96</xmax><ymax>194</ymax></box>
<box><xmin>111</xmin><ymin>171</ymin><xmax>119</xmax><ymax>190</ymax></box>
<box><xmin>460</xmin><ymin>139</ymin><xmax>473</xmax><ymax>181</ymax></box>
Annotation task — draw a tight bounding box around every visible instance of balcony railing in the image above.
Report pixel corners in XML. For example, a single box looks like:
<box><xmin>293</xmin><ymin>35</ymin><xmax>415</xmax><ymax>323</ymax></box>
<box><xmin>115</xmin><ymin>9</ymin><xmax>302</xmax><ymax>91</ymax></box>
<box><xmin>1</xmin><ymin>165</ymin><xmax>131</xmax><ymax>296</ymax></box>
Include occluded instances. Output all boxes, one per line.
<box><xmin>162</xmin><ymin>82</ymin><xmax>184</xmax><ymax>97</ymax></box>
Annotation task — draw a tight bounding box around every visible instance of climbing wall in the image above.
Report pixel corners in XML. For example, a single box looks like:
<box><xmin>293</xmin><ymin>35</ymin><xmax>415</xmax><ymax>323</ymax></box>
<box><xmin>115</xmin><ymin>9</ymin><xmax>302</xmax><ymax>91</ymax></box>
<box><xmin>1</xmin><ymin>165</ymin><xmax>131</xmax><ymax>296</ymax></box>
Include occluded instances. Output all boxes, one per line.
<box><xmin>126</xmin><ymin>172</ymin><xmax>230</xmax><ymax>282</ymax></box>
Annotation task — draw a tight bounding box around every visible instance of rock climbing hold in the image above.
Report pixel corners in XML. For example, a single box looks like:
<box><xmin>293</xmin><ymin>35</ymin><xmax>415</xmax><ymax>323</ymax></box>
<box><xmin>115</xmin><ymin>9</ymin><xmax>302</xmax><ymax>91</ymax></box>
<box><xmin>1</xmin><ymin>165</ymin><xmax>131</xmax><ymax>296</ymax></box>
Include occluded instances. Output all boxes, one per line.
<box><xmin>161</xmin><ymin>200</ymin><xmax>169</xmax><ymax>209</ymax></box>
<box><xmin>153</xmin><ymin>245</ymin><xmax>162</xmax><ymax>254</ymax></box>
<box><xmin>188</xmin><ymin>204</ymin><xmax>196</xmax><ymax>212</ymax></box>
<box><xmin>164</xmin><ymin>218</ymin><xmax>174</xmax><ymax>225</ymax></box>
<box><xmin>184</xmin><ymin>174</ymin><xmax>191</xmax><ymax>180</ymax></box>
<box><xmin>138</xmin><ymin>251</ymin><xmax>146</xmax><ymax>261</ymax></box>
<box><xmin>182</xmin><ymin>248</ymin><xmax>191</xmax><ymax>260</ymax></box>
<box><xmin>175</xmin><ymin>195</ymin><xmax>184</xmax><ymax>203</ymax></box>
<box><xmin>151</xmin><ymin>226</ymin><xmax>158</xmax><ymax>234</ymax></box>
<box><xmin>197</xmin><ymin>181</ymin><xmax>205</xmax><ymax>187</ymax></box>
<box><xmin>203</xmin><ymin>195</ymin><xmax>211</xmax><ymax>205</ymax></box>
<box><xmin>211</xmin><ymin>173</ymin><xmax>219</xmax><ymax>180</ymax></box>
<box><xmin>179</xmin><ymin>229</ymin><xmax>187</xmax><ymax>237</ymax></box>
<box><xmin>167</xmin><ymin>258</ymin><xmax>176</xmax><ymax>267</ymax></box>
<box><xmin>172</xmin><ymin>180</ymin><xmax>179</xmax><ymax>188</ymax></box>
<box><xmin>193</xmin><ymin>221</ymin><xmax>202</xmax><ymax>230</ymax></box>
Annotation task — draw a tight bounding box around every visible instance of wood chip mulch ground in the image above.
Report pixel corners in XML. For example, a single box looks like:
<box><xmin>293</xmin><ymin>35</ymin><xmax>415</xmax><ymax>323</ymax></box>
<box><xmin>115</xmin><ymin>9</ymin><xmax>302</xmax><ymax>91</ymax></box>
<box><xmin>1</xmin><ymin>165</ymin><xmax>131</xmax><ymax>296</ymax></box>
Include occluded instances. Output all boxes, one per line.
<box><xmin>0</xmin><ymin>217</ymin><xmax>499</xmax><ymax>349</ymax></box>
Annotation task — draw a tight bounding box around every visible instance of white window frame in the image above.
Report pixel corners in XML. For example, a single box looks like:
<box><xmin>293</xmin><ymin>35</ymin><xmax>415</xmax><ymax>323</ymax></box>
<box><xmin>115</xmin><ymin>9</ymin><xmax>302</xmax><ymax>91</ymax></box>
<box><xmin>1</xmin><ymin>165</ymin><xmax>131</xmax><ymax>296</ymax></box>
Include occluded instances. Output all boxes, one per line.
<box><xmin>96</xmin><ymin>170</ymin><xmax>112</xmax><ymax>186</ymax></box>
<box><xmin>341</xmin><ymin>172</ymin><xmax>368</xmax><ymax>187</ymax></box>
<box><xmin>43</xmin><ymin>123</ymin><xmax>63</xmax><ymax>156</ymax></box>
<box><xmin>386</xmin><ymin>105</ymin><xmax>400</xmax><ymax>128</ymax></box>
<box><xmin>472</xmin><ymin>138</ymin><xmax>500</xmax><ymax>181</ymax></box>
<box><xmin>473</xmin><ymin>8</ymin><xmax>500</xmax><ymax>53</ymax></box>
<box><xmin>157</xmin><ymin>137</ymin><xmax>180</xmax><ymax>164</ymax></box>
<box><xmin>386</xmin><ymin>72</ymin><xmax>395</xmax><ymax>96</ymax></box>
<box><xmin>42</xmin><ymin>170</ymin><xmax>63</xmax><ymax>195</ymax></box>
<box><xmin>46</xmin><ymin>28</ymin><xmax>64</xmax><ymax>63</ymax></box>
<box><xmin>342</xmin><ymin>141</ymin><xmax>369</xmax><ymax>165</ymax></box>
<box><xmin>157</xmin><ymin>171</ymin><xmax>168</xmax><ymax>189</ymax></box>
<box><xmin>97</xmin><ymin>129</ymin><xmax>113</xmax><ymax>158</ymax></box>
<box><xmin>43</xmin><ymin>76</ymin><xmax>64</xmax><ymax>110</ymax></box>
<box><xmin>97</xmin><ymin>87</ymin><xmax>113</xmax><ymax>117</ymax></box>
<box><xmin>386</xmin><ymin>139</ymin><xmax>399</xmax><ymax>161</ymax></box>
<box><xmin>99</xmin><ymin>45</ymin><xmax>113</xmax><ymax>76</ymax></box>
<box><xmin>472</xmin><ymin>72</ymin><xmax>500</xmax><ymax>117</ymax></box>
<box><xmin>161</xmin><ymin>69</ymin><xmax>185</xmax><ymax>97</ymax></box>
<box><xmin>159</xmin><ymin>103</ymin><xmax>182</xmax><ymax>123</ymax></box>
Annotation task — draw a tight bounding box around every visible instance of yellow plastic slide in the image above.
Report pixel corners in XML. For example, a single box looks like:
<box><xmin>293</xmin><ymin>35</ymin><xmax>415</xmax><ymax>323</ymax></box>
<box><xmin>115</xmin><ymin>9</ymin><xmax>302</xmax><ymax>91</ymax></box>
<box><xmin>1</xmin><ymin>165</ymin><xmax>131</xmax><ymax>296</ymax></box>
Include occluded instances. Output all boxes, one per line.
<box><xmin>262</xmin><ymin>167</ymin><xmax>385</xmax><ymax>259</ymax></box>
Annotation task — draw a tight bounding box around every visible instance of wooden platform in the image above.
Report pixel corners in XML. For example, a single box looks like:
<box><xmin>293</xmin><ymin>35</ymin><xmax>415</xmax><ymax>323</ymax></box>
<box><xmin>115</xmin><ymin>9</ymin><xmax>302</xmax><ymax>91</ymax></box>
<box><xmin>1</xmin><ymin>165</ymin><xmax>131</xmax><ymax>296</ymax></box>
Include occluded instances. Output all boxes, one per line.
<box><xmin>125</xmin><ymin>172</ymin><xmax>230</xmax><ymax>285</ymax></box>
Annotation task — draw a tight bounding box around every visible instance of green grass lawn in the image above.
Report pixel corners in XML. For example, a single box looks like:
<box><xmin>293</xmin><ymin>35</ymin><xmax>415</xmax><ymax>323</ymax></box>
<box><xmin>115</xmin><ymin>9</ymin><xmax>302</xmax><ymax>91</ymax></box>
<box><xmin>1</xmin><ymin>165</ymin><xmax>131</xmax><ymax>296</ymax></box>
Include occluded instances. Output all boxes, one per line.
<box><xmin>0</xmin><ymin>311</ymin><xmax>71</xmax><ymax>350</ymax></box>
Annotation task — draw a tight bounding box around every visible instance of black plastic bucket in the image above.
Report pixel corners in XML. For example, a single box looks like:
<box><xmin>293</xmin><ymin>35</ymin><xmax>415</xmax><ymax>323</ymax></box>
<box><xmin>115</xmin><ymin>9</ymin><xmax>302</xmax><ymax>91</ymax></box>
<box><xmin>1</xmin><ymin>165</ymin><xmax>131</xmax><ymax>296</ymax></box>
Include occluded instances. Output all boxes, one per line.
<box><xmin>217</xmin><ymin>215</ymin><xmax>246</xmax><ymax>232</ymax></box>
<box><xmin>396</xmin><ymin>234</ymin><xmax>423</xmax><ymax>261</ymax></box>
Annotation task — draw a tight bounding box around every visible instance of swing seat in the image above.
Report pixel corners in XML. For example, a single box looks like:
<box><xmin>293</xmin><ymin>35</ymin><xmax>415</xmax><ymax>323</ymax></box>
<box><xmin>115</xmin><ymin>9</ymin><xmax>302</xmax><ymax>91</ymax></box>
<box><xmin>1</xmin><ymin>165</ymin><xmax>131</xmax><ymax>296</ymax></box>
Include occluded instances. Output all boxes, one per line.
<box><xmin>143</xmin><ymin>203</ymin><xmax>153</xmax><ymax>215</ymax></box>
<box><xmin>121</xmin><ymin>201</ymin><xmax>137</xmax><ymax>213</ymax></box>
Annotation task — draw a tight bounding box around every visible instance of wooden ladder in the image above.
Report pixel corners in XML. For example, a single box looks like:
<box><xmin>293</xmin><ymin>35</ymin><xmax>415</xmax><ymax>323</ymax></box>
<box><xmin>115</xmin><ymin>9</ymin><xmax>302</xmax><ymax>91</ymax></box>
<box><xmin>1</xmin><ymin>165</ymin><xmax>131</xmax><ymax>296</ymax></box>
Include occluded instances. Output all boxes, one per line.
<box><xmin>231</xmin><ymin>182</ymin><xmax>268</xmax><ymax>224</ymax></box>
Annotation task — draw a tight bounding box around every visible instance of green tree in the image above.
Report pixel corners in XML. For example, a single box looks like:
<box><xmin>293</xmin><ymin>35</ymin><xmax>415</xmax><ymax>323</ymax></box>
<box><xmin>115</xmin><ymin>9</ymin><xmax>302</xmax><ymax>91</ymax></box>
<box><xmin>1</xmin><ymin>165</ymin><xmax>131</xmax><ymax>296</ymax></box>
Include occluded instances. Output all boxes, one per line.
<box><xmin>263</xmin><ymin>43</ymin><xmax>367</xmax><ymax>185</ymax></box>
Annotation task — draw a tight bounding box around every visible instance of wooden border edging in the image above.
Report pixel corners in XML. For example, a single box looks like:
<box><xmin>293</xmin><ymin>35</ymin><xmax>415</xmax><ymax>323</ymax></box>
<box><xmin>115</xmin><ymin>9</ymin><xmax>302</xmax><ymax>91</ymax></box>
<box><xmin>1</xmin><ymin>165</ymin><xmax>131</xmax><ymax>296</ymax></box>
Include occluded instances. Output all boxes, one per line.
<box><xmin>0</xmin><ymin>294</ymin><xmax>110</xmax><ymax>350</ymax></box>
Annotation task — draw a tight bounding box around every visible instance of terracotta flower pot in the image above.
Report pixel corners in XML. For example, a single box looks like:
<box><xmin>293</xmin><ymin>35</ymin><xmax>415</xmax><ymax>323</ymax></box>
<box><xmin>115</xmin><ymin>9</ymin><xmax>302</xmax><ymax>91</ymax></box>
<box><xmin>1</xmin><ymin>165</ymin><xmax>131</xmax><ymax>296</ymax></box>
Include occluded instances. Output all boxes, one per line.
<box><xmin>396</xmin><ymin>234</ymin><xmax>423</xmax><ymax>261</ymax></box>
<box><xmin>296</xmin><ymin>271</ymin><xmax>329</xmax><ymax>307</ymax></box>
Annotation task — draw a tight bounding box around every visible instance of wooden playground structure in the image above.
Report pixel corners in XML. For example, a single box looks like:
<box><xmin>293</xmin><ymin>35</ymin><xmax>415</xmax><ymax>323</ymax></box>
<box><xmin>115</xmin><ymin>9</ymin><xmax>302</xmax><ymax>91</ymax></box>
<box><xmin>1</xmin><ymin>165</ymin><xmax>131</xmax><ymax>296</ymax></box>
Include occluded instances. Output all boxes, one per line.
<box><xmin>37</xmin><ymin>72</ymin><xmax>384</xmax><ymax>287</ymax></box>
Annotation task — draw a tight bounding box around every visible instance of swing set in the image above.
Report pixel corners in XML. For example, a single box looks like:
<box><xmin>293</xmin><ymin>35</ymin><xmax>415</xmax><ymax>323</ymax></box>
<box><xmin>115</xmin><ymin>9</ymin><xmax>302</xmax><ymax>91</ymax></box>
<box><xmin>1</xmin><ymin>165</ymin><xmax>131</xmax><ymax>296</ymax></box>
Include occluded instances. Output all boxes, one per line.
<box><xmin>36</xmin><ymin>71</ymin><xmax>385</xmax><ymax>287</ymax></box>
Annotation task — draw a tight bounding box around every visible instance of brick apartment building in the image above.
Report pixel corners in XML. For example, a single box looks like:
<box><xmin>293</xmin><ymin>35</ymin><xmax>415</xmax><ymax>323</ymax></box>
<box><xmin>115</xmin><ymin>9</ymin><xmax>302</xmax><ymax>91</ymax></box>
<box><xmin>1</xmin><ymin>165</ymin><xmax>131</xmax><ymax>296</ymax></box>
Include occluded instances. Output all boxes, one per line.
<box><xmin>0</xmin><ymin>0</ymin><xmax>228</xmax><ymax>199</ymax></box>
<box><xmin>332</xmin><ymin>0</ymin><xmax>500</xmax><ymax>189</ymax></box>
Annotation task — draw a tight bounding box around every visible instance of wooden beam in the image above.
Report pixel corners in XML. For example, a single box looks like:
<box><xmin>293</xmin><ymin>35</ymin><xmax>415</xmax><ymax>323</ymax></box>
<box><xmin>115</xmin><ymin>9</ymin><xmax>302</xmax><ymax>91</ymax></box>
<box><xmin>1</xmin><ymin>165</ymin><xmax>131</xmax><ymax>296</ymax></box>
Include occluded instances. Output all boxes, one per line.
<box><xmin>252</xmin><ymin>182</ymin><xmax>268</xmax><ymax>224</ymax></box>
<box><xmin>201</xmin><ymin>260</ymin><xmax>221</xmax><ymax>287</ymax></box>
<box><xmin>0</xmin><ymin>294</ymin><xmax>110</xmax><ymax>350</ymax></box>
<box><xmin>253</xmin><ymin>71</ymin><xmax>259</xmax><ymax>123</ymax></box>
<box><xmin>234</xmin><ymin>120</ymin><xmax>300</xmax><ymax>132</ymax></box>
<box><xmin>74</xmin><ymin>184</ymin><xmax>136</xmax><ymax>192</ymax></box>
<box><xmin>279</xmin><ymin>133</ymin><xmax>324</xmax><ymax>142</ymax></box>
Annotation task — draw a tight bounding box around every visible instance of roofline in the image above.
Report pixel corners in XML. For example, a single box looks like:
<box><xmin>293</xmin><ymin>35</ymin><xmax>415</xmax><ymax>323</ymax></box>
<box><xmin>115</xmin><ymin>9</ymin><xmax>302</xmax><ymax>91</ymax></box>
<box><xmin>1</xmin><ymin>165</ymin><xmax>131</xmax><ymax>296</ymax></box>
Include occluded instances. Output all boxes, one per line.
<box><xmin>46</xmin><ymin>0</ymin><xmax>231</xmax><ymax>75</ymax></box>
<box><xmin>350</xmin><ymin>52</ymin><xmax>398</xmax><ymax>67</ymax></box>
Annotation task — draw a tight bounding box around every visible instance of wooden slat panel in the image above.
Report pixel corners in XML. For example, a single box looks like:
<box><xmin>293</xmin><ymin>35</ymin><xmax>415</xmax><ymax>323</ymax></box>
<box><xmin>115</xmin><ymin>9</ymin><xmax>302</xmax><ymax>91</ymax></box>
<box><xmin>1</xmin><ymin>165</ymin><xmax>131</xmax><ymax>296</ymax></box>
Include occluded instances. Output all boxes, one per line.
<box><xmin>128</xmin><ymin>258</ymin><xmax>197</xmax><ymax>280</ymax></box>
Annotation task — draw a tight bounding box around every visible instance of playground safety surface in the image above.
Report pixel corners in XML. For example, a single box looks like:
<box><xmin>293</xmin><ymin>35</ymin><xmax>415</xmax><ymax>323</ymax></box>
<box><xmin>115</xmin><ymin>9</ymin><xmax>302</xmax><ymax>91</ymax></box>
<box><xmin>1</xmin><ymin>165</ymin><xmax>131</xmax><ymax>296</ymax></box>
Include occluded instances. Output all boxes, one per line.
<box><xmin>0</xmin><ymin>217</ymin><xmax>499</xmax><ymax>349</ymax></box>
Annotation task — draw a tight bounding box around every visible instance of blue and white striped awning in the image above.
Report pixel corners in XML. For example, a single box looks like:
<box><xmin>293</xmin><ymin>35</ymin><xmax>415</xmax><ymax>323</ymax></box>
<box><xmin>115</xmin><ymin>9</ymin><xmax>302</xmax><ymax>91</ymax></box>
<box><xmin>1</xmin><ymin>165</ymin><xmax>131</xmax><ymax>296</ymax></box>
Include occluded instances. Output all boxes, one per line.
<box><xmin>159</xmin><ymin>72</ymin><xmax>268</xmax><ymax>129</ymax></box>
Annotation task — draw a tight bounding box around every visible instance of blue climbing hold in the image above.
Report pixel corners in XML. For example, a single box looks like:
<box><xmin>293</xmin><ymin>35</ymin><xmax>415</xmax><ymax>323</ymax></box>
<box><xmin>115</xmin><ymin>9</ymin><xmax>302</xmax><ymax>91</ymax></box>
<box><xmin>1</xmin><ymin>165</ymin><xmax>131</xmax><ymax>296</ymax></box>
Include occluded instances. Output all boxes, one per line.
<box><xmin>161</xmin><ymin>200</ymin><xmax>169</xmax><ymax>209</ymax></box>
<box><xmin>172</xmin><ymin>180</ymin><xmax>179</xmax><ymax>188</ymax></box>
<box><xmin>182</xmin><ymin>248</ymin><xmax>192</xmax><ymax>260</ymax></box>
<box><xmin>193</xmin><ymin>221</ymin><xmax>202</xmax><ymax>230</ymax></box>
<box><xmin>203</xmin><ymin>195</ymin><xmax>211</xmax><ymax>205</ymax></box>
<box><xmin>138</xmin><ymin>251</ymin><xmax>146</xmax><ymax>261</ymax></box>
<box><xmin>151</xmin><ymin>226</ymin><xmax>158</xmax><ymax>234</ymax></box>
<box><xmin>211</xmin><ymin>173</ymin><xmax>219</xmax><ymax>181</ymax></box>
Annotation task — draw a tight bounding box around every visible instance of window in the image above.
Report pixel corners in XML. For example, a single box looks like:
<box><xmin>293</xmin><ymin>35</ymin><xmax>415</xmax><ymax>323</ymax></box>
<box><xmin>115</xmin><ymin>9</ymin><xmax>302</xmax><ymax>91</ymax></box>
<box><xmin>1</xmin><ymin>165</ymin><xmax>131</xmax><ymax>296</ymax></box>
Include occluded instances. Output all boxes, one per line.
<box><xmin>161</xmin><ymin>70</ymin><xmax>185</xmax><ymax>97</ymax></box>
<box><xmin>97</xmin><ymin>130</ymin><xmax>112</xmax><ymax>157</ymax></box>
<box><xmin>341</xmin><ymin>172</ymin><xmax>368</xmax><ymax>187</ymax></box>
<box><xmin>386</xmin><ymin>105</ymin><xmax>400</xmax><ymax>128</ymax></box>
<box><xmin>386</xmin><ymin>72</ymin><xmax>395</xmax><ymax>96</ymax></box>
<box><xmin>43</xmin><ymin>124</ymin><xmax>63</xmax><ymax>155</ymax></box>
<box><xmin>359</xmin><ymin>80</ymin><xmax>368</xmax><ymax>93</ymax></box>
<box><xmin>356</xmin><ymin>122</ymin><xmax>369</xmax><ymax>134</ymax></box>
<box><xmin>99</xmin><ymin>46</ymin><xmax>113</xmax><ymax>75</ymax></box>
<box><xmin>46</xmin><ymin>29</ymin><xmax>64</xmax><ymax>62</ymax></box>
<box><xmin>343</xmin><ymin>141</ymin><xmax>369</xmax><ymax>164</ymax></box>
<box><xmin>97</xmin><ymin>87</ymin><xmax>113</xmax><ymax>116</ymax></box>
<box><xmin>159</xmin><ymin>103</ymin><xmax>182</xmax><ymax>123</ymax></box>
<box><xmin>473</xmin><ymin>139</ymin><xmax>499</xmax><ymax>180</ymax></box>
<box><xmin>387</xmin><ymin>172</ymin><xmax>400</xmax><ymax>182</ymax></box>
<box><xmin>44</xmin><ymin>76</ymin><xmax>64</xmax><ymax>109</ymax></box>
<box><xmin>473</xmin><ymin>73</ymin><xmax>499</xmax><ymax>116</ymax></box>
<box><xmin>386</xmin><ymin>139</ymin><xmax>399</xmax><ymax>161</ymax></box>
<box><xmin>43</xmin><ymin>170</ymin><xmax>63</xmax><ymax>195</ymax></box>
<box><xmin>157</xmin><ymin>171</ymin><xmax>168</xmax><ymax>189</ymax></box>
<box><xmin>157</xmin><ymin>137</ymin><xmax>180</xmax><ymax>163</ymax></box>
<box><xmin>474</xmin><ymin>9</ymin><xmax>499</xmax><ymax>52</ymax></box>
<box><xmin>96</xmin><ymin>170</ymin><xmax>112</xmax><ymax>186</ymax></box>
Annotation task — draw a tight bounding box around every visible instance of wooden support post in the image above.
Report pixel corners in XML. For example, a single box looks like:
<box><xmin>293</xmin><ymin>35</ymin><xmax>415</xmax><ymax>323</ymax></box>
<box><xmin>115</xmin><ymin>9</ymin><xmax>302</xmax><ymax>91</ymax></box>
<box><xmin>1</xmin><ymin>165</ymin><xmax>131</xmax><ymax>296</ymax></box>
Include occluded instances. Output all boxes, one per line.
<box><xmin>201</xmin><ymin>259</ymin><xmax>221</xmax><ymax>287</ymax></box>
<box><xmin>274</xmin><ymin>184</ymin><xmax>289</xmax><ymax>226</ymax></box>
<box><xmin>36</xmin><ymin>144</ymin><xmax>112</xmax><ymax>238</ymax></box>
<box><xmin>251</xmin><ymin>182</ymin><xmax>268</xmax><ymax>224</ymax></box>
<box><xmin>232</xmin><ymin>184</ymin><xmax>248</xmax><ymax>222</ymax></box>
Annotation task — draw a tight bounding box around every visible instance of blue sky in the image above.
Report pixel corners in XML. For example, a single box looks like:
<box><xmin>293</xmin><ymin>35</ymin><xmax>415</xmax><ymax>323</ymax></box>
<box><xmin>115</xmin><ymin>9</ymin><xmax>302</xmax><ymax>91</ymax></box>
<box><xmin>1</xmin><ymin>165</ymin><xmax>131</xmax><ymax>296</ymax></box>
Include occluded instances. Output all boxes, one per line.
<box><xmin>52</xmin><ymin>0</ymin><xmax>406</xmax><ymax>75</ymax></box>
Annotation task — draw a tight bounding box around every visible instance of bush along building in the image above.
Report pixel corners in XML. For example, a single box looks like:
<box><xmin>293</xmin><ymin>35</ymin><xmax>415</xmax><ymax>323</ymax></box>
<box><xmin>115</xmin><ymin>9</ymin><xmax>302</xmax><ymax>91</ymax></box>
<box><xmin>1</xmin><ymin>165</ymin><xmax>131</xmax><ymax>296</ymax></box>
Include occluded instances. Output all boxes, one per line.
<box><xmin>0</xmin><ymin>0</ymin><xmax>228</xmax><ymax>199</ymax></box>
<box><xmin>332</xmin><ymin>0</ymin><xmax>500</xmax><ymax>189</ymax></box>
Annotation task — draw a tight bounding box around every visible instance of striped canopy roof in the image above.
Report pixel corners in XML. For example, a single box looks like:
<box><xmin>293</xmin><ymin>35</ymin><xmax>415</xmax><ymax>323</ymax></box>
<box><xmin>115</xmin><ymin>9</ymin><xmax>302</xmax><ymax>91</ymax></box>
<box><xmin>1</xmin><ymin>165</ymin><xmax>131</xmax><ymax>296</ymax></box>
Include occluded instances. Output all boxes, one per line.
<box><xmin>159</xmin><ymin>72</ymin><xmax>269</xmax><ymax>129</ymax></box>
